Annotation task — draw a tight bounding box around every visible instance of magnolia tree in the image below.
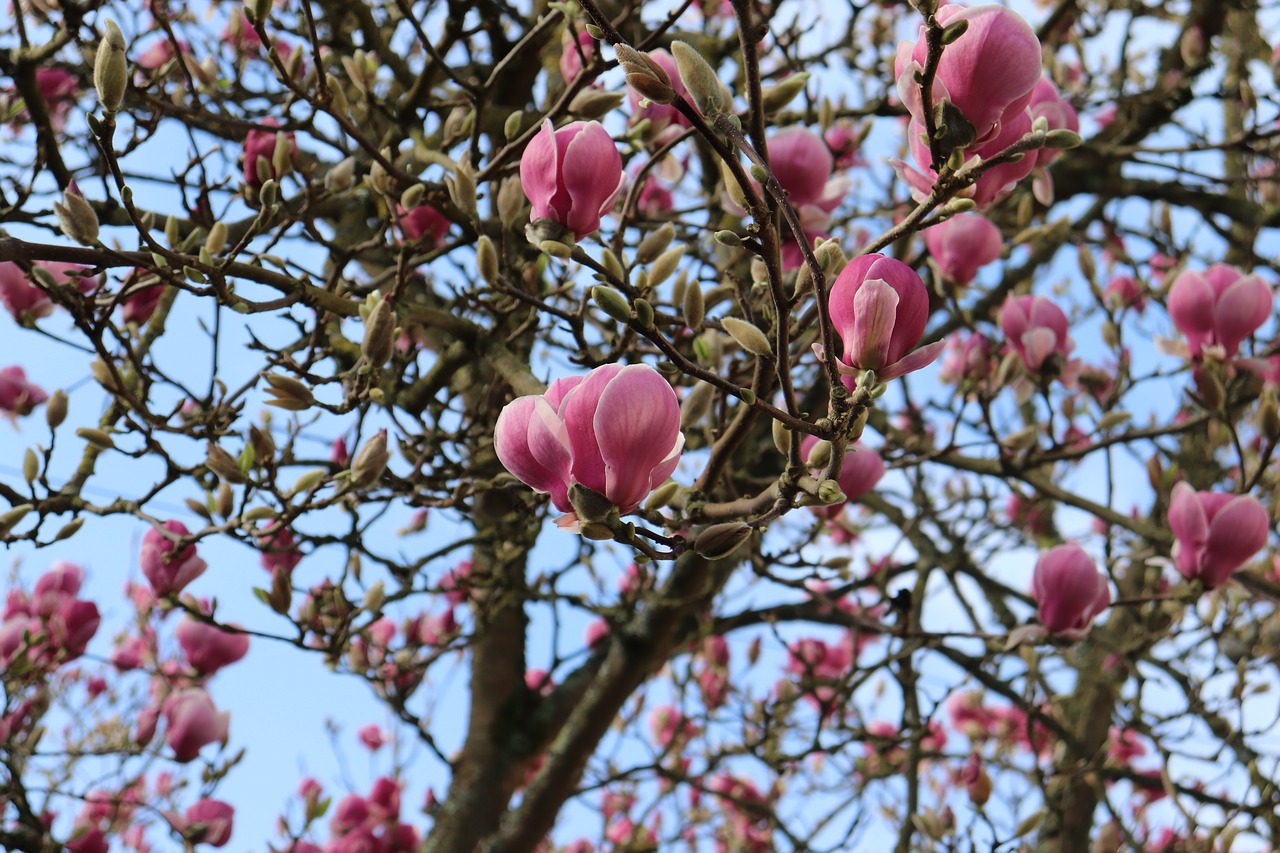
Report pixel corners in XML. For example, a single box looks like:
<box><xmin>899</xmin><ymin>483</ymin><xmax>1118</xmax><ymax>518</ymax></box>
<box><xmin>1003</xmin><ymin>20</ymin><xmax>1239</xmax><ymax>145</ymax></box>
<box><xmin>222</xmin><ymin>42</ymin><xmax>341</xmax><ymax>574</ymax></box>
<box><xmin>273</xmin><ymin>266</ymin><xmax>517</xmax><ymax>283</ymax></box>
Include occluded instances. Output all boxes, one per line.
<box><xmin>3</xmin><ymin>0</ymin><xmax>1280</xmax><ymax>850</ymax></box>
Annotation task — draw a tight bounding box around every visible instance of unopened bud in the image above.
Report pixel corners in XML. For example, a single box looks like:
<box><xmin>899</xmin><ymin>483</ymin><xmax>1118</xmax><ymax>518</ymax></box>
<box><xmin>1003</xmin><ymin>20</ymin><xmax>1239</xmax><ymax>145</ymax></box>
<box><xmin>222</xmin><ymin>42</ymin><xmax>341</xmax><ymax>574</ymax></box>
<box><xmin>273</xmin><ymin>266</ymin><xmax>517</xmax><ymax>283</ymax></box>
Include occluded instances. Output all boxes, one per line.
<box><xmin>671</xmin><ymin>41</ymin><xmax>727</xmax><ymax>116</ymax></box>
<box><xmin>54</xmin><ymin>191</ymin><xmax>99</xmax><ymax>245</ymax></box>
<box><xmin>1193</xmin><ymin>367</ymin><xmax>1224</xmax><ymax>411</ymax></box>
<box><xmin>816</xmin><ymin>478</ymin><xmax>846</xmax><ymax>505</ymax></box>
<box><xmin>649</xmin><ymin>245</ymin><xmax>684</xmax><ymax>287</ymax></box>
<box><xmin>636</xmin><ymin>223</ymin><xmax>676</xmax><ymax>265</ymax></box>
<box><xmin>805</xmin><ymin>439</ymin><xmax>832</xmax><ymax>468</ymax></box>
<box><xmin>694</xmin><ymin>522</ymin><xmax>752</xmax><ymax>560</ymax></box>
<box><xmin>1261</xmin><ymin>396</ymin><xmax>1280</xmax><ymax>440</ymax></box>
<box><xmin>568</xmin><ymin>89</ymin><xmax>624</xmax><ymax>119</ymax></box>
<box><xmin>23</xmin><ymin>448</ymin><xmax>38</xmax><ymax>485</ymax></box>
<box><xmin>361</xmin><ymin>295</ymin><xmax>395</xmax><ymax>368</ymax></box>
<box><xmin>264</xmin><ymin>373</ymin><xmax>315</xmax><ymax>411</ymax></box>
<box><xmin>497</xmin><ymin>176</ymin><xmax>524</xmax><ymax>228</ymax></box>
<box><xmin>592</xmin><ymin>286</ymin><xmax>633</xmax><ymax>323</ymax></box>
<box><xmin>326</xmin><ymin>156</ymin><xmax>356</xmax><ymax>193</ymax></box>
<box><xmin>76</xmin><ymin>427</ymin><xmax>116</xmax><ymax>450</ymax></box>
<box><xmin>217</xmin><ymin>482</ymin><xmax>235</xmax><ymax>519</ymax></box>
<box><xmin>477</xmin><ymin>235</ymin><xmax>498</xmax><ymax>285</ymax></box>
<box><xmin>721</xmin><ymin>317</ymin><xmax>772</xmax><ymax>358</ymax></box>
<box><xmin>350</xmin><ymin>431</ymin><xmax>389</xmax><ymax>489</ymax></box>
<box><xmin>683</xmin><ymin>281</ymin><xmax>705</xmax><ymax>330</ymax></box>
<box><xmin>94</xmin><ymin>20</ymin><xmax>129</xmax><ymax>111</ymax></box>
<box><xmin>205</xmin><ymin>221</ymin><xmax>228</xmax><ymax>254</ymax></box>
<box><xmin>206</xmin><ymin>444</ymin><xmax>247</xmax><ymax>483</ymax></box>
<box><xmin>54</xmin><ymin>516</ymin><xmax>85</xmax><ymax>541</ymax></box>
<box><xmin>771</xmin><ymin>419</ymin><xmax>792</xmax><ymax>456</ymax></box>
<box><xmin>0</xmin><ymin>504</ymin><xmax>33</xmax><ymax>533</ymax></box>
<box><xmin>1043</xmin><ymin>129</ymin><xmax>1083</xmax><ymax>150</ymax></box>
<box><xmin>643</xmin><ymin>480</ymin><xmax>681</xmax><ymax>511</ymax></box>
<box><xmin>760</xmin><ymin>73</ymin><xmax>809</xmax><ymax>113</ymax></box>
<box><xmin>45</xmin><ymin>389</ymin><xmax>68</xmax><ymax>428</ymax></box>
<box><xmin>362</xmin><ymin>580</ymin><xmax>385</xmax><ymax>614</ymax></box>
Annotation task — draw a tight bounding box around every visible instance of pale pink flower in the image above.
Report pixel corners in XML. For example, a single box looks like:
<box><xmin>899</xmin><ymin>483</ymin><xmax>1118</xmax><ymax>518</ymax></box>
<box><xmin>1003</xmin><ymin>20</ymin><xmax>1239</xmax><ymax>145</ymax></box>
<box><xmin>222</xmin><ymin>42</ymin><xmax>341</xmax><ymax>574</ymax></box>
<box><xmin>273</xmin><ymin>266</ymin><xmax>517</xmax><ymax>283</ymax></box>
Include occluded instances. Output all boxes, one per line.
<box><xmin>178</xmin><ymin>798</ymin><xmax>234</xmax><ymax>847</ymax></box>
<box><xmin>163</xmin><ymin>688</ymin><xmax>230</xmax><ymax>762</ymax></box>
<box><xmin>398</xmin><ymin>204</ymin><xmax>451</xmax><ymax>247</ymax></box>
<box><xmin>140</xmin><ymin>520</ymin><xmax>208</xmax><ymax>597</ymax></box>
<box><xmin>176</xmin><ymin>617</ymin><xmax>249</xmax><ymax>675</ymax></box>
<box><xmin>0</xmin><ymin>366</ymin><xmax>47</xmax><ymax>418</ymax></box>
<box><xmin>1167</xmin><ymin>265</ymin><xmax>1272</xmax><ymax>359</ymax></box>
<box><xmin>897</xmin><ymin>110</ymin><xmax>1039</xmax><ymax>208</ymax></box>
<box><xmin>559</xmin><ymin>29</ymin><xmax>595</xmax><ymax>83</ymax></box>
<box><xmin>923</xmin><ymin>213</ymin><xmax>1003</xmax><ymax>285</ymax></box>
<box><xmin>1000</xmin><ymin>294</ymin><xmax>1072</xmax><ymax>373</ymax></box>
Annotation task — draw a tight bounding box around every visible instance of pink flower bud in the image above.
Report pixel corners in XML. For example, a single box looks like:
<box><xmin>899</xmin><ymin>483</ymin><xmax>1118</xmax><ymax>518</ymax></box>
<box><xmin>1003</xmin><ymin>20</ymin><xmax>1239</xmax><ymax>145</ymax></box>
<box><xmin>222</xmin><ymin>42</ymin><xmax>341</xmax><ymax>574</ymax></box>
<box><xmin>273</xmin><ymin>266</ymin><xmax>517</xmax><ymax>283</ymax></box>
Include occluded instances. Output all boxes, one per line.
<box><xmin>824</xmin><ymin>121</ymin><xmax>863</xmax><ymax>169</ymax></box>
<box><xmin>923</xmin><ymin>213</ymin><xmax>1003</xmax><ymax>285</ymax></box>
<box><xmin>896</xmin><ymin>5</ymin><xmax>1042</xmax><ymax>148</ymax></box>
<box><xmin>939</xmin><ymin>331</ymin><xmax>993</xmax><ymax>386</ymax></box>
<box><xmin>358</xmin><ymin>723</ymin><xmax>386</xmax><ymax>751</ymax></box>
<box><xmin>140</xmin><ymin>520</ymin><xmax>208</xmax><ymax>598</ymax></box>
<box><xmin>49</xmin><ymin>599</ymin><xmax>99</xmax><ymax>661</ymax></box>
<box><xmin>176</xmin><ymin>617</ymin><xmax>249</xmax><ymax>675</ymax></box>
<box><xmin>1103</xmin><ymin>274</ymin><xmax>1146</xmax><ymax>313</ymax></box>
<box><xmin>398</xmin><ymin>204</ymin><xmax>451</xmax><ymax>247</ymax></box>
<box><xmin>1031</xmin><ymin>543</ymin><xmax>1110</xmax><ymax>638</ymax></box>
<box><xmin>180</xmin><ymin>798</ymin><xmax>234</xmax><ymax>847</ymax></box>
<box><xmin>257</xmin><ymin>523</ymin><xmax>302</xmax><ymax>575</ymax></box>
<box><xmin>495</xmin><ymin>364</ymin><xmax>683</xmax><ymax>516</ymax></box>
<box><xmin>120</xmin><ymin>269</ymin><xmax>166</xmax><ymax>325</ymax></box>
<box><xmin>0</xmin><ymin>366</ymin><xmax>48</xmax><ymax>418</ymax></box>
<box><xmin>242</xmin><ymin>120</ymin><xmax>297</xmax><ymax>189</ymax></box>
<box><xmin>827</xmin><ymin>253</ymin><xmax>944</xmax><ymax>382</ymax></box>
<box><xmin>768</xmin><ymin>127</ymin><xmax>843</xmax><ymax>212</ymax></box>
<box><xmin>519</xmin><ymin>119</ymin><xmax>624</xmax><ymax>240</ymax></box>
<box><xmin>1167</xmin><ymin>265</ymin><xmax>1273</xmax><ymax>359</ymax></box>
<box><xmin>1167</xmin><ymin>482</ymin><xmax>1269</xmax><ymax>587</ymax></box>
<box><xmin>1000</xmin><ymin>294</ymin><xmax>1072</xmax><ymax>373</ymax></box>
<box><xmin>163</xmin><ymin>688</ymin><xmax>230</xmax><ymax>762</ymax></box>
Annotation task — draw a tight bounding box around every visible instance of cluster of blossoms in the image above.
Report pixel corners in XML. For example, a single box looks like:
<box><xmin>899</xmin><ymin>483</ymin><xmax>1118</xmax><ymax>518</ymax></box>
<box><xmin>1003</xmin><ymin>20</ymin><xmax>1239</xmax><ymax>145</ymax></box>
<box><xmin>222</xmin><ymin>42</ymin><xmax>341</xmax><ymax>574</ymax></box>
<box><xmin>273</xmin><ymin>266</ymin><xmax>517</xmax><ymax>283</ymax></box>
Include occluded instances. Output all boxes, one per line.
<box><xmin>0</xmin><ymin>563</ymin><xmax>100</xmax><ymax>675</ymax></box>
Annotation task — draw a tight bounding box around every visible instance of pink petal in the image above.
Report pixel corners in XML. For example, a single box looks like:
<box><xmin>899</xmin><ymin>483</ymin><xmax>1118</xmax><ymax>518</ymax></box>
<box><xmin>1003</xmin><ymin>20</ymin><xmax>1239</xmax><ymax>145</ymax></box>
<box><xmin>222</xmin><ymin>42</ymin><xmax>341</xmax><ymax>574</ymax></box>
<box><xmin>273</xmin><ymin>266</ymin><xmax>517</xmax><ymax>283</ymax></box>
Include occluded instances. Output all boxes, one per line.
<box><xmin>519</xmin><ymin>120</ymin><xmax>562</xmax><ymax>222</ymax></box>
<box><xmin>849</xmin><ymin>278</ymin><xmax>900</xmax><ymax>370</ymax></box>
<box><xmin>593</xmin><ymin>365</ymin><xmax>682</xmax><ymax>513</ymax></box>
<box><xmin>878</xmin><ymin>339</ymin><xmax>945</xmax><ymax>381</ymax></box>
<box><xmin>561</xmin><ymin>122</ymin><xmax>622</xmax><ymax>238</ymax></box>
<box><xmin>1213</xmin><ymin>274</ymin><xmax>1272</xmax><ymax>357</ymax></box>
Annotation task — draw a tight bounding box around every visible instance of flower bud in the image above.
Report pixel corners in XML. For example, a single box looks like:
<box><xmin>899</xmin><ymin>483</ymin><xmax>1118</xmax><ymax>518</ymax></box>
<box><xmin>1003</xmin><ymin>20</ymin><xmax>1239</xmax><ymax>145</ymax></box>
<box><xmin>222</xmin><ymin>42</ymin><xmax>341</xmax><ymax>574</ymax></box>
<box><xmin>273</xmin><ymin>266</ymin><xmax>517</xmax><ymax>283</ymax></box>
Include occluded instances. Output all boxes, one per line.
<box><xmin>326</xmin><ymin>156</ymin><xmax>356</xmax><ymax>193</ymax></box>
<box><xmin>350</xmin><ymin>430</ymin><xmax>389</xmax><ymax>489</ymax></box>
<box><xmin>636</xmin><ymin>223</ymin><xmax>676</xmax><ymax>265</ymax></box>
<box><xmin>568</xmin><ymin>483</ymin><xmax>615</xmax><ymax>523</ymax></box>
<box><xmin>54</xmin><ymin>190</ymin><xmax>100</xmax><ymax>245</ymax></box>
<box><xmin>263</xmin><ymin>373</ymin><xmax>315</xmax><ymax>411</ymax></box>
<box><xmin>720</xmin><ymin>317</ymin><xmax>772</xmax><ymax>358</ymax></box>
<box><xmin>671</xmin><ymin>41</ymin><xmax>727</xmax><ymax>116</ymax></box>
<box><xmin>694</xmin><ymin>522</ymin><xmax>752</xmax><ymax>560</ymax></box>
<box><xmin>592</xmin><ymin>286</ymin><xmax>633</xmax><ymax>323</ymax></box>
<box><xmin>477</xmin><ymin>235</ymin><xmax>498</xmax><ymax>286</ymax></box>
<box><xmin>683</xmin><ymin>281</ymin><xmax>705</xmax><ymax>330</ymax></box>
<box><xmin>206</xmin><ymin>444</ymin><xmax>247</xmax><ymax>483</ymax></box>
<box><xmin>361</xmin><ymin>295</ymin><xmax>395</xmax><ymax>369</ymax></box>
<box><xmin>45</xmin><ymin>389</ymin><xmax>68</xmax><ymax>428</ymax></box>
<box><xmin>94</xmin><ymin>20</ymin><xmax>129</xmax><ymax>111</ymax></box>
<box><xmin>760</xmin><ymin>73</ymin><xmax>809</xmax><ymax>114</ymax></box>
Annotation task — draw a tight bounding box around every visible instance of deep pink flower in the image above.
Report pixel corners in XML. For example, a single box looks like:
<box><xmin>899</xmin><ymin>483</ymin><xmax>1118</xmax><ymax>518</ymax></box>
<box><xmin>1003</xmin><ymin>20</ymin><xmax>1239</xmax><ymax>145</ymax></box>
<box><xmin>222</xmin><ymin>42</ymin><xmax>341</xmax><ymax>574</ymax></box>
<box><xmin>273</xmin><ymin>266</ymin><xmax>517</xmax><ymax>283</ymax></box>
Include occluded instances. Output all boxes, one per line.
<box><xmin>163</xmin><ymin>688</ymin><xmax>230</xmax><ymax>762</ymax></box>
<box><xmin>243</xmin><ymin>120</ymin><xmax>297</xmax><ymax>188</ymax></box>
<box><xmin>0</xmin><ymin>260</ymin><xmax>95</xmax><ymax>322</ymax></box>
<box><xmin>1028</xmin><ymin>77</ymin><xmax>1079</xmax><ymax>167</ymax></box>
<box><xmin>764</xmin><ymin>127</ymin><xmax>850</xmax><ymax>271</ymax></box>
<box><xmin>824</xmin><ymin>121</ymin><xmax>863</xmax><ymax>169</ymax></box>
<box><xmin>520</xmin><ymin>119</ymin><xmax>624</xmax><ymax>240</ymax></box>
<box><xmin>48</xmin><ymin>599</ymin><xmax>100</xmax><ymax>660</ymax></box>
<box><xmin>827</xmin><ymin>253</ymin><xmax>944</xmax><ymax>383</ymax></box>
<box><xmin>896</xmin><ymin>5</ymin><xmax>1042</xmax><ymax>148</ymax></box>
<box><xmin>494</xmin><ymin>364</ymin><xmax>683</xmax><ymax>516</ymax></box>
<box><xmin>176</xmin><ymin>617</ymin><xmax>249</xmax><ymax>675</ymax></box>
<box><xmin>1104</xmin><ymin>275</ymin><xmax>1146</xmax><ymax>313</ymax></box>
<box><xmin>180</xmin><ymin>798</ymin><xmax>234</xmax><ymax>847</ymax></box>
<box><xmin>800</xmin><ymin>435</ymin><xmax>885</xmax><ymax>519</ymax></box>
<box><xmin>1000</xmin><ymin>294</ymin><xmax>1072</xmax><ymax>372</ymax></box>
<box><xmin>398</xmin><ymin>204</ymin><xmax>450</xmax><ymax>247</ymax></box>
<box><xmin>0</xmin><ymin>366</ymin><xmax>48</xmax><ymax>418</ymax></box>
<box><xmin>1031</xmin><ymin>543</ymin><xmax>1110</xmax><ymax>638</ymax></box>
<box><xmin>1106</xmin><ymin>726</ymin><xmax>1146</xmax><ymax>766</ymax></box>
<box><xmin>923</xmin><ymin>213</ymin><xmax>1003</xmax><ymax>285</ymax></box>
<box><xmin>121</xmin><ymin>278</ymin><xmax>166</xmax><ymax>325</ymax></box>
<box><xmin>140</xmin><ymin>520</ymin><xmax>208</xmax><ymax>597</ymax></box>
<box><xmin>1167</xmin><ymin>482</ymin><xmax>1269</xmax><ymax>587</ymax></box>
<box><xmin>257</xmin><ymin>523</ymin><xmax>303</xmax><ymax>575</ymax></box>
<box><xmin>1167</xmin><ymin>265</ymin><xmax>1272</xmax><ymax>359</ymax></box>
<box><xmin>34</xmin><ymin>67</ymin><xmax>79</xmax><ymax>131</ymax></box>
<box><xmin>358</xmin><ymin>724</ymin><xmax>386</xmax><ymax>751</ymax></box>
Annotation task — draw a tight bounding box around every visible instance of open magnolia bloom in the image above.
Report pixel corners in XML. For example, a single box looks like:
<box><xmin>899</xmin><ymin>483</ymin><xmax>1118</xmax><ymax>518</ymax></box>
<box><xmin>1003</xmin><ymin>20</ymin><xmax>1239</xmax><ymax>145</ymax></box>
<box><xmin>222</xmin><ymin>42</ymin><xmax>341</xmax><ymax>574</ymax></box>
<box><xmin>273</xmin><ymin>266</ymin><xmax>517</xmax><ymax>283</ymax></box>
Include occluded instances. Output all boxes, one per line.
<box><xmin>520</xmin><ymin>119</ymin><xmax>625</xmax><ymax>241</ymax></box>
<box><xmin>1167</xmin><ymin>482</ymin><xmax>1269</xmax><ymax>587</ymax></box>
<box><xmin>494</xmin><ymin>364</ymin><xmax>684</xmax><ymax>518</ymax></box>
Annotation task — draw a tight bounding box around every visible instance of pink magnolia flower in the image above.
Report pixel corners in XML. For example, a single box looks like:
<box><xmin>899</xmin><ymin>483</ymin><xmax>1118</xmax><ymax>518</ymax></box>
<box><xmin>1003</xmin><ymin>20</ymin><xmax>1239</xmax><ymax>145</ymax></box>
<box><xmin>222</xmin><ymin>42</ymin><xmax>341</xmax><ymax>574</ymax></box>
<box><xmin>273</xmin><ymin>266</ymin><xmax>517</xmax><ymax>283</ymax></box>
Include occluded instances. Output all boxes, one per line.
<box><xmin>398</xmin><ymin>204</ymin><xmax>450</xmax><ymax>247</ymax></box>
<box><xmin>1104</xmin><ymin>274</ymin><xmax>1146</xmax><ymax>313</ymax></box>
<box><xmin>176</xmin><ymin>617</ymin><xmax>249</xmax><ymax>675</ymax></box>
<box><xmin>800</xmin><ymin>435</ymin><xmax>885</xmax><ymax>519</ymax></box>
<box><xmin>179</xmin><ymin>798</ymin><xmax>234</xmax><ymax>847</ymax></box>
<box><xmin>257</xmin><ymin>523</ymin><xmax>303</xmax><ymax>575</ymax></box>
<box><xmin>0</xmin><ymin>260</ymin><xmax>96</xmax><ymax>322</ymax></box>
<box><xmin>824</xmin><ymin>121</ymin><xmax>863</xmax><ymax>169</ymax></box>
<box><xmin>0</xmin><ymin>366</ymin><xmax>48</xmax><ymax>418</ymax></box>
<box><xmin>520</xmin><ymin>119</ymin><xmax>624</xmax><ymax>240</ymax></box>
<box><xmin>494</xmin><ymin>363</ymin><xmax>683</xmax><ymax>516</ymax></box>
<box><xmin>923</xmin><ymin>213</ymin><xmax>1003</xmax><ymax>285</ymax></box>
<box><xmin>766</xmin><ymin>127</ymin><xmax>850</xmax><ymax>270</ymax></box>
<box><xmin>1000</xmin><ymin>294</ymin><xmax>1073</xmax><ymax>373</ymax></box>
<box><xmin>939</xmin><ymin>331</ymin><xmax>993</xmax><ymax>386</ymax></box>
<box><xmin>32</xmin><ymin>67</ymin><xmax>79</xmax><ymax>131</ymax></box>
<box><xmin>826</xmin><ymin>253</ymin><xmax>944</xmax><ymax>383</ymax></box>
<box><xmin>242</xmin><ymin>120</ymin><xmax>297</xmax><ymax>189</ymax></box>
<box><xmin>163</xmin><ymin>688</ymin><xmax>230</xmax><ymax>762</ymax></box>
<box><xmin>1167</xmin><ymin>265</ymin><xmax>1273</xmax><ymax>359</ymax></box>
<box><xmin>560</xmin><ymin>29</ymin><xmax>595</xmax><ymax>83</ymax></box>
<box><xmin>1031</xmin><ymin>543</ymin><xmax>1110</xmax><ymax>638</ymax></box>
<box><xmin>140</xmin><ymin>520</ymin><xmax>208</xmax><ymax>597</ymax></box>
<box><xmin>1167</xmin><ymin>482</ymin><xmax>1269</xmax><ymax>587</ymax></box>
<box><xmin>1107</xmin><ymin>726</ymin><xmax>1146</xmax><ymax>766</ymax></box>
<box><xmin>358</xmin><ymin>723</ymin><xmax>387</xmax><ymax>751</ymax></box>
<box><xmin>896</xmin><ymin>5</ymin><xmax>1042</xmax><ymax>148</ymax></box>
<box><xmin>897</xmin><ymin>109</ymin><xmax>1039</xmax><ymax>208</ymax></box>
<box><xmin>120</xmin><ymin>274</ymin><xmax>166</xmax><ymax>325</ymax></box>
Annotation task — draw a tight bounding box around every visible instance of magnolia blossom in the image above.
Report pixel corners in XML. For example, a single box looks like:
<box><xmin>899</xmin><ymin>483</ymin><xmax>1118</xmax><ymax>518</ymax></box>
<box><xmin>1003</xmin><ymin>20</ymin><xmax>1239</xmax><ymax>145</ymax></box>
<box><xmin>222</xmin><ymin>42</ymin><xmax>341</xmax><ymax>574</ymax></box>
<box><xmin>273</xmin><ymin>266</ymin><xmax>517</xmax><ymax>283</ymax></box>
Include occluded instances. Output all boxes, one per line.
<box><xmin>398</xmin><ymin>203</ymin><xmax>451</xmax><ymax>247</ymax></box>
<box><xmin>826</xmin><ymin>253</ymin><xmax>943</xmax><ymax>383</ymax></box>
<box><xmin>939</xmin><ymin>331</ymin><xmax>993</xmax><ymax>386</ymax></box>
<box><xmin>1104</xmin><ymin>274</ymin><xmax>1146</xmax><ymax>313</ymax></box>
<box><xmin>824</xmin><ymin>121</ymin><xmax>863</xmax><ymax>169</ymax></box>
<box><xmin>520</xmin><ymin>119</ymin><xmax>624</xmax><ymax>240</ymax></box>
<box><xmin>800</xmin><ymin>435</ymin><xmax>885</xmax><ymax>519</ymax></box>
<box><xmin>176</xmin><ymin>617</ymin><xmax>249</xmax><ymax>675</ymax></box>
<box><xmin>0</xmin><ymin>366</ymin><xmax>48</xmax><ymax>418</ymax></box>
<box><xmin>1167</xmin><ymin>482</ymin><xmax>1269</xmax><ymax>587</ymax></box>
<box><xmin>1166</xmin><ymin>265</ymin><xmax>1272</xmax><ymax>359</ymax></box>
<box><xmin>1028</xmin><ymin>77</ymin><xmax>1079</xmax><ymax>168</ymax></box>
<box><xmin>140</xmin><ymin>520</ymin><xmax>208</xmax><ymax>597</ymax></box>
<box><xmin>0</xmin><ymin>260</ymin><xmax>96</xmax><ymax>322</ymax></box>
<box><xmin>1031</xmin><ymin>543</ymin><xmax>1111</xmax><ymax>638</ymax></box>
<box><xmin>177</xmin><ymin>799</ymin><xmax>234</xmax><ymax>847</ymax></box>
<box><xmin>1000</xmin><ymin>294</ymin><xmax>1073</xmax><ymax>373</ymax></box>
<box><xmin>494</xmin><ymin>364</ymin><xmax>683</xmax><ymax>517</ymax></box>
<box><xmin>765</xmin><ymin>127</ymin><xmax>850</xmax><ymax>270</ymax></box>
<box><xmin>242</xmin><ymin>120</ymin><xmax>297</xmax><ymax>189</ymax></box>
<box><xmin>896</xmin><ymin>4</ymin><xmax>1042</xmax><ymax>148</ymax></box>
<box><xmin>163</xmin><ymin>688</ymin><xmax>230</xmax><ymax>762</ymax></box>
<box><xmin>923</xmin><ymin>213</ymin><xmax>1003</xmax><ymax>285</ymax></box>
